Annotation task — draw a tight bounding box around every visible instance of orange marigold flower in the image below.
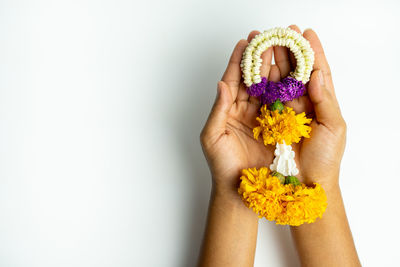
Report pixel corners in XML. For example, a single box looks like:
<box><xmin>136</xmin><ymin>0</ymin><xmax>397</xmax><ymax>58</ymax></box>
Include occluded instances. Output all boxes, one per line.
<box><xmin>253</xmin><ymin>105</ymin><xmax>312</xmax><ymax>146</ymax></box>
<box><xmin>238</xmin><ymin>167</ymin><xmax>327</xmax><ymax>226</ymax></box>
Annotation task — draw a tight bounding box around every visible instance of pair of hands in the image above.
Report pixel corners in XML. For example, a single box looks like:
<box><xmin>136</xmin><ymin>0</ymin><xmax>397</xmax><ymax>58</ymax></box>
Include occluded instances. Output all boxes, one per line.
<box><xmin>200</xmin><ymin>26</ymin><xmax>347</xmax><ymax>204</ymax></box>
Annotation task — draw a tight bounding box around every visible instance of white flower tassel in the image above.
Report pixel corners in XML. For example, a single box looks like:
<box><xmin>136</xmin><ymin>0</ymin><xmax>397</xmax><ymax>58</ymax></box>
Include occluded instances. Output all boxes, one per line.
<box><xmin>269</xmin><ymin>142</ymin><xmax>299</xmax><ymax>176</ymax></box>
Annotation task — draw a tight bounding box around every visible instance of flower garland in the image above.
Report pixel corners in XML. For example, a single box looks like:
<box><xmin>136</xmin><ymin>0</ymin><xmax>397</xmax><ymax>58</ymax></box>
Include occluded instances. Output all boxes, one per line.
<box><xmin>238</xmin><ymin>27</ymin><xmax>327</xmax><ymax>226</ymax></box>
<box><xmin>253</xmin><ymin>104</ymin><xmax>312</xmax><ymax>146</ymax></box>
<box><xmin>241</xmin><ymin>27</ymin><xmax>314</xmax><ymax>86</ymax></box>
<box><xmin>238</xmin><ymin>167</ymin><xmax>327</xmax><ymax>226</ymax></box>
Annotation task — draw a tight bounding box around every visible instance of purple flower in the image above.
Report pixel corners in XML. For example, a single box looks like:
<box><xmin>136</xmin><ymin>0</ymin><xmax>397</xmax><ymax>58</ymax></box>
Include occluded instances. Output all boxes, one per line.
<box><xmin>261</xmin><ymin>81</ymin><xmax>280</xmax><ymax>105</ymax></box>
<box><xmin>281</xmin><ymin>76</ymin><xmax>306</xmax><ymax>100</ymax></box>
<box><xmin>246</xmin><ymin>76</ymin><xmax>305</xmax><ymax>105</ymax></box>
<box><xmin>247</xmin><ymin>77</ymin><xmax>267</xmax><ymax>97</ymax></box>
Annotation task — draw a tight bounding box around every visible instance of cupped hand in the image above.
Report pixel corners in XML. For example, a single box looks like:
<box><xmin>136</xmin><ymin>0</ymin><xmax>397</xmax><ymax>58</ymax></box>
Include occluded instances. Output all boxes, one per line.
<box><xmin>279</xmin><ymin>26</ymin><xmax>347</xmax><ymax>188</ymax></box>
<box><xmin>200</xmin><ymin>33</ymin><xmax>275</xmax><ymax>199</ymax></box>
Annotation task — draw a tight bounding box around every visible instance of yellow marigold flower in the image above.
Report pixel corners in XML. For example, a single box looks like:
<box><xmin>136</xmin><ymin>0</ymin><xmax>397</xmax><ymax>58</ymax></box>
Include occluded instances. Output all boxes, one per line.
<box><xmin>238</xmin><ymin>167</ymin><xmax>327</xmax><ymax>226</ymax></box>
<box><xmin>253</xmin><ymin>105</ymin><xmax>312</xmax><ymax>146</ymax></box>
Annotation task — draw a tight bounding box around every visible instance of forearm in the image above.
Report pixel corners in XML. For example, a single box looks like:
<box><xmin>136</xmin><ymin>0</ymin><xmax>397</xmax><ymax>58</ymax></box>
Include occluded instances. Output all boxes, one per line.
<box><xmin>198</xmin><ymin>185</ymin><xmax>259</xmax><ymax>267</ymax></box>
<box><xmin>290</xmin><ymin>181</ymin><xmax>361</xmax><ymax>267</ymax></box>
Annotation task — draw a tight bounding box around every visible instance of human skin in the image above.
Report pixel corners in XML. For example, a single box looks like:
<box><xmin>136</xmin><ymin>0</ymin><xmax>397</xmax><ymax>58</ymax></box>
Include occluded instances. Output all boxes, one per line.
<box><xmin>198</xmin><ymin>25</ymin><xmax>361</xmax><ymax>267</ymax></box>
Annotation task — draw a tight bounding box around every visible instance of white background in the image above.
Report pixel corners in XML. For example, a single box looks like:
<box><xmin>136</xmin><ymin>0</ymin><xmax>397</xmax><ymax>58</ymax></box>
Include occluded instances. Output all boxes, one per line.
<box><xmin>0</xmin><ymin>0</ymin><xmax>399</xmax><ymax>266</ymax></box>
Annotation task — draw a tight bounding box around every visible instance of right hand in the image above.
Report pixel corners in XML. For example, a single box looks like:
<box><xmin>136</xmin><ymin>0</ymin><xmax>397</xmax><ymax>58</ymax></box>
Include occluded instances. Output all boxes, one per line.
<box><xmin>283</xmin><ymin>27</ymin><xmax>347</xmax><ymax>188</ymax></box>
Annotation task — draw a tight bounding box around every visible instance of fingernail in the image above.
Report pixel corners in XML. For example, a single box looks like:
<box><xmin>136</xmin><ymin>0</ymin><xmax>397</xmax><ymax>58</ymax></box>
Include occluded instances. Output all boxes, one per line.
<box><xmin>318</xmin><ymin>71</ymin><xmax>325</xmax><ymax>87</ymax></box>
<box><xmin>304</xmin><ymin>28</ymin><xmax>313</xmax><ymax>32</ymax></box>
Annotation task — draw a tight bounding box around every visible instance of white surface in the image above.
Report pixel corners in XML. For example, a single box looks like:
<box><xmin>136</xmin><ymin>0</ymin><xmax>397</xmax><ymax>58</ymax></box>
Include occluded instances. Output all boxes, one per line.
<box><xmin>0</xmin><ymin>0</ymin><xmax>399</xmax><ymax>266</ymax></box>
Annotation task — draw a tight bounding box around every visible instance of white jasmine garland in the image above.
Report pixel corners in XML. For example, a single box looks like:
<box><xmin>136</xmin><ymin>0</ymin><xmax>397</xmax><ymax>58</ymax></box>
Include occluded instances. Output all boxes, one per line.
<box><xmin>240</xmin><ymin>27</ymin><xmax>314</xmax><ymax>87</ymax></box>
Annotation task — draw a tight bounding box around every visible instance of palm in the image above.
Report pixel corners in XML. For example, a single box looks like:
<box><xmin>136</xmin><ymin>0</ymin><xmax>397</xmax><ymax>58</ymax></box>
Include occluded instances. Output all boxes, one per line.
<box><xmin>227</xmin><ymin>99</ymin><xmax>274</xmax><ymax>167</ymax></box>
<box><xmin>297</xmin><ymin>120</ymin><xmax>345</xmax><ymax>185</ymax></box>
<box><xmin>212</xmin><ymin>96</ymin><xmax>275</xmax><ymax>185</ymax></box>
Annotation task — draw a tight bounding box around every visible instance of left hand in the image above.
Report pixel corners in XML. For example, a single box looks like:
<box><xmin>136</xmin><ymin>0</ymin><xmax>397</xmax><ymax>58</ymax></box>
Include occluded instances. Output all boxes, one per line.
<box><xmin>200</xmin><ymin>32</ymin><xmax>275</xmax><ymax>201</ymax></box>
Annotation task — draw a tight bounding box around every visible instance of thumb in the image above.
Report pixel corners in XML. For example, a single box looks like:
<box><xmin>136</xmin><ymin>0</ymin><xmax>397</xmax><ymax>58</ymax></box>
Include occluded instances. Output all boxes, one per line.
<box><xmin>200</xmin><ymin>81</ymin><xmax>233</xmax><ymax>145</ymax></box>
<box><xmin>308</xmin><ymin>70</ymin><xmax>344</xmax><ymax>130</ymax></box>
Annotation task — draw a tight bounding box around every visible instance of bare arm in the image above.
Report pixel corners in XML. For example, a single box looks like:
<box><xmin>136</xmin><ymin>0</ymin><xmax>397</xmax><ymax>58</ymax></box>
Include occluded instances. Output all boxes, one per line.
<box><xmin>198</xmin><ymin>187</ymin><xmax>258</xmax><ymax>267</ymax></box>
<box><xmin>291</xmin><ymin>185</ymin><xmax>360</xmax><ymax>266</ymax></box>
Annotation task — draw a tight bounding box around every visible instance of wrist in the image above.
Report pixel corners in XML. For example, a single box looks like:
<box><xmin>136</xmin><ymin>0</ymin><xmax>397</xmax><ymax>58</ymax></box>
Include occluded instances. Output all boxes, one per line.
<box><xmin>210</xmin><ymin>179</ymin><xmax>258</xmax><ymax>217</ymax></box>
<box><xmin>302</xmin><ymin>177</ymin><xmax>343</xmax><ymax>212</ymax></box>
<box><xmin>211</xmin><ymin>182</ymin><xmax>243</xmax><ymax>206</ymax></box>
<box><xmin>318</xmin><ymin>179</ymin><xmax>340</xmax><ymax>193</ymax></box>
<box><xmin>210</xmin><ymin>186</ymin><xmax>260</xmax><ymax>222</ymax></box>
<box><xmin>303</xmin><ymin>172</ymin><xmax>340</xmax><ymax>193</ymax></box>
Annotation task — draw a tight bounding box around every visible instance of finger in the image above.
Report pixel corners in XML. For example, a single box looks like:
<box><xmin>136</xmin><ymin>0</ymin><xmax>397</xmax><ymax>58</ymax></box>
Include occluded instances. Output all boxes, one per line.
<box><xmin>246</xmin><ymin>30</ymin><xmax>273</xmax><ymax>77</ymax></box>
<box><xmin>222</xmin><ymin>39</ymin><xmax>248</xmax><ymax>100</ymax></box>
<box><xmin>236</xmin><ymin>83</ymin><xmax>249</xmax><ymax>102</ymax></box>
<box><xmin>247</xmin><ymin>30</ymin><xmax>260</xmax><ymax>42</ymax></box>
<box><xmin>273</xmin><ymin>25</ymin><xmax>301</xmax><ymax>78</ymax></box>
<box><xmin>247</xmin><ymin>31</ymin><xmax>273</xmax><ymax>77</ymax></box>
<box><xmin>260</xmin><ymin>48</ymin><xmax>273</xmax><ymax>78</ymax></box>
<box><xmin>288</xmin><ymin>25</ymin><xmax>302</xmax><ymax>69</ymax></box>
<box><xmin>201</xmin><ymin>81</ymin><xmax>233</xmax><ymax>143</ymax></box>
<box><xmin>246</xmin><ymin>31</ymin><xmax>273</xmax><ymax>105</ymax></box>
<box><xmin>308</xmin><ymin>70</ymin><xmax>344</xmax><ymax>130</ymax></box>
<box><xmin>268</xmin><ymin>65</ymin><xmax>281</xmax><ymax>82</ymax></box>
<box><xmin>248</xmin><ymin>47</ymin><xmax>272</xmax><ymax>106</ymax></box>
<box><xmin>235</xmin><ymin>31</ymin><xmax>262</xmax><ymax>102</ymax></box>
<box><xmin>273</xmin><ymin>44</ymin><xmax>291</xmax><ymax>78</ymax></box>
<box><xmin>303</xmin><ymin>29</ymin><xmax>334</xmax><ymax>92</ymax></box>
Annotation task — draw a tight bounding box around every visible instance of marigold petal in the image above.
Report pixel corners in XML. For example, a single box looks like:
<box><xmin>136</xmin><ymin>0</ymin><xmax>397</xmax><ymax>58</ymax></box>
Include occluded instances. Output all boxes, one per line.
<box><xmin>253</xmin><ymin>105</ymin><xmax>312</xmax><ymax>146</ymax></box>
<box><xmin>238</xmin><ymin>167</ymin><xmax>327</xmax><ymax>226</ymax></box>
